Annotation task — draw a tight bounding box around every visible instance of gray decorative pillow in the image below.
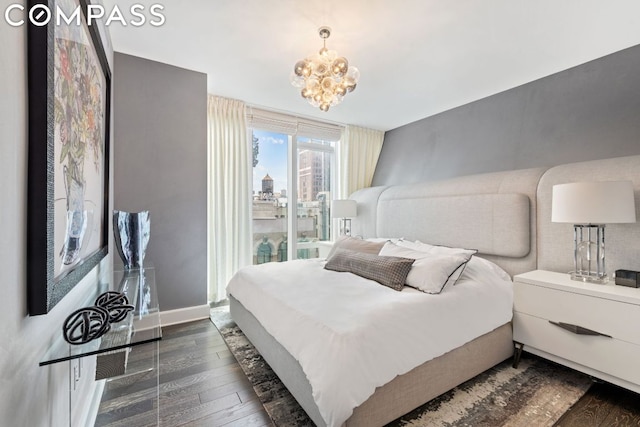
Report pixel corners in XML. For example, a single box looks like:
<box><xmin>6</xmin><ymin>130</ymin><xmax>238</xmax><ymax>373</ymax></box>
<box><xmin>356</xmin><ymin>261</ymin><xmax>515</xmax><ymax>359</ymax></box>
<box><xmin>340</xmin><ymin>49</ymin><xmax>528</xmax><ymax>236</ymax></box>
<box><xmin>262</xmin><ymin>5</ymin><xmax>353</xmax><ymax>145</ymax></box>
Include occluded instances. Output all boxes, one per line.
<box><xmin>326</xmin><ymin>236</ymin><xmax>386</xmax><ymax>260</ymax></box>
<box><xmin>324</xmin><ymin>248</ymin><xmax>415</xmax><ymax>291</ymax></box>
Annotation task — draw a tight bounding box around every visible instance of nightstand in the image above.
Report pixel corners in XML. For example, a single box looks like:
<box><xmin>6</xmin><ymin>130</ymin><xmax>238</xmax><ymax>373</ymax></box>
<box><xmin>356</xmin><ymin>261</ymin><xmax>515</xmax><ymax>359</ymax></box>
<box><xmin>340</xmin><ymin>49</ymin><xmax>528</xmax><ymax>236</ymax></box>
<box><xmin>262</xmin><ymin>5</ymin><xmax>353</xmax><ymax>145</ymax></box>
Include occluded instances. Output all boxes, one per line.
<box><xmin>513</xmin><ymin>270</ymin><xmax>640</xmax><ymax>394</ymax></box>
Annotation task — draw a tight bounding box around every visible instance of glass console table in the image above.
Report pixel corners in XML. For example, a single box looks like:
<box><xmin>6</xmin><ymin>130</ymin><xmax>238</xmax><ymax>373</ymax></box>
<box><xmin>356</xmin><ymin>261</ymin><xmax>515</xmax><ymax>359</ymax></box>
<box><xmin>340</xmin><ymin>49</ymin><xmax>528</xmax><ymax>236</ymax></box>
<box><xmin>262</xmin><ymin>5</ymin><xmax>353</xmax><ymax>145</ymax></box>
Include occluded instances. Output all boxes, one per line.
<box><xmin>39</xmin><ymin>265</ymin><xmax>162</xmax><ymax>426</ymax></box>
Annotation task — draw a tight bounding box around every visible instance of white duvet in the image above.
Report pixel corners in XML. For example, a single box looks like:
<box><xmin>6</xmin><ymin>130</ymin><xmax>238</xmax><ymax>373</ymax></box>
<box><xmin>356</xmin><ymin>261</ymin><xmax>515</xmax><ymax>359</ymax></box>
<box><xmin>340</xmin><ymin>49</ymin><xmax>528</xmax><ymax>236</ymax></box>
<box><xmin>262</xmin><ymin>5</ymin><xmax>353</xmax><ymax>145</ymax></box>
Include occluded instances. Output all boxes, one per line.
<box><xmin>227</xmin><ymin>256</ymin><xmax>513</xmax><ymax>427</ymax></box>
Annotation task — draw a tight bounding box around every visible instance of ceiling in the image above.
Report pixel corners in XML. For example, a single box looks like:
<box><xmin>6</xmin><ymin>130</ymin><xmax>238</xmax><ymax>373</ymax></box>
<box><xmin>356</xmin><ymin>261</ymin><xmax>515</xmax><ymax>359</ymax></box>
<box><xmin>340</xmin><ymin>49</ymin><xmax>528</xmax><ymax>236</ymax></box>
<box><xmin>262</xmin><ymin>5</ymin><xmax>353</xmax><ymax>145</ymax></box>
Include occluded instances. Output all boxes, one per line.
<box><xmin>103</xmin><ymin>0</ymin><xmax>640</xmax><ymax>131</ymax></box>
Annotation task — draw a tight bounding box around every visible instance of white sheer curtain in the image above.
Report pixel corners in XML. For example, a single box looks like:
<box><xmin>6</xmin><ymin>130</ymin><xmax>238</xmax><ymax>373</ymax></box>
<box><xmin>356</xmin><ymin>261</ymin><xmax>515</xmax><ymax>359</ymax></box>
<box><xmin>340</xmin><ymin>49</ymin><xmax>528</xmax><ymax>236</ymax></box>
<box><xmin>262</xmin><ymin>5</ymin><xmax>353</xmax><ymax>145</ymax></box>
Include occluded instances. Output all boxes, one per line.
<box><xmin>339</xmin><ymin>125</ymin><xmax>385</xmax><ymax>198</ymax></box>
<box><xmin>207</xmin><ymin>96</ymin><xmax>252</xmax><ymax>302</ymax></box>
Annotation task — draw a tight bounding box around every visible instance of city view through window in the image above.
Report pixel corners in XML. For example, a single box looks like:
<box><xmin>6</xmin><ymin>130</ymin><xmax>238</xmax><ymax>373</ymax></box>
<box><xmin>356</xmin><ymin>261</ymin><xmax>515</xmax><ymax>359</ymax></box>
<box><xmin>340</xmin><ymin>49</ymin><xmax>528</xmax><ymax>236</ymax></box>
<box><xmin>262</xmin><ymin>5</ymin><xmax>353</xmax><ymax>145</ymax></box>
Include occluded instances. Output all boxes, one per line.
<box><xmin>252</xmin><ymin>130</ymin><xmax>334</xmax><ymax>264</ymax></box>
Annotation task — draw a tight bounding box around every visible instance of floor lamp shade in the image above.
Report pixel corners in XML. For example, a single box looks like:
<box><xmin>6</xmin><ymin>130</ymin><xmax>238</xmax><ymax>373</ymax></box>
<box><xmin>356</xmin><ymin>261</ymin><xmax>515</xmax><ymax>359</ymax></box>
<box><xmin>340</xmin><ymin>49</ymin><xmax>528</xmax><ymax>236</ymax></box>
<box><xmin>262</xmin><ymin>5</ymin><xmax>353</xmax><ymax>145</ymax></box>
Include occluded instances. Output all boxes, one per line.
<box><xmin>551</xmin><ymin>181</ymin><xmax>636</xmax><ymax>283</ymax></box>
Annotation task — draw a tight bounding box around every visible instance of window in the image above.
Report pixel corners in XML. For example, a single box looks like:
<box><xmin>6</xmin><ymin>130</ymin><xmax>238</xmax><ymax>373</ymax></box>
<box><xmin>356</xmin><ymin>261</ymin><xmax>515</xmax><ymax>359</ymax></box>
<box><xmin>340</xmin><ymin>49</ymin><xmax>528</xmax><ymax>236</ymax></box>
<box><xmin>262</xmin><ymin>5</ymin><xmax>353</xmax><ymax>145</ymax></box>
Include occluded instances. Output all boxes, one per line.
<box><xmin>296</xmin><ymin>137</ymin><xmax>334</xmax><ymax>259</ymax></box>
<box><xmin>252</xmin><ymin>129</ymin><xmax>289</xmax><ymax>264</ymax></box>
<box><xmin>248</xmin><ymin>109</ymin><xmax>340</xmax><ymax>264</ymax></box>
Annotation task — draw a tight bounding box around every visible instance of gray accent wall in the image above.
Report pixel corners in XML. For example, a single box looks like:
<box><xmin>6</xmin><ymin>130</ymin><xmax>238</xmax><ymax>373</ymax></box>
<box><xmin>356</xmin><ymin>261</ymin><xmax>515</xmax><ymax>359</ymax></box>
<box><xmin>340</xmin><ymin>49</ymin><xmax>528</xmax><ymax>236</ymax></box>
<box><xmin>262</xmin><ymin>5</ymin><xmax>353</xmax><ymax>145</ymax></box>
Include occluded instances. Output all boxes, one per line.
<box><xmin>373</xmin><ymin>44</ymin><xmax>640</xmax><ymax>186</ymax></box>
<box><xmin>113</xmin><ymin>53</ymin><xmax>207</xmax><ymax>311</ymax></box>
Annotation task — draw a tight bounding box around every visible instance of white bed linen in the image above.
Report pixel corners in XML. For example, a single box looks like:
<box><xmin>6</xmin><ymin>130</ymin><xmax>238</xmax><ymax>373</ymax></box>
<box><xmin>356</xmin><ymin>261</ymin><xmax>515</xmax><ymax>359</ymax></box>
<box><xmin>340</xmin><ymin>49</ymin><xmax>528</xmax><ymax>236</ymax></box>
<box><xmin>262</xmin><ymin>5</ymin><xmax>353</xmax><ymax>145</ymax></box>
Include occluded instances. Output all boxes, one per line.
<box><xmin>227</xmin><ymin>256</ymin><xmax>513</xmax><ymax>427</ymax></box>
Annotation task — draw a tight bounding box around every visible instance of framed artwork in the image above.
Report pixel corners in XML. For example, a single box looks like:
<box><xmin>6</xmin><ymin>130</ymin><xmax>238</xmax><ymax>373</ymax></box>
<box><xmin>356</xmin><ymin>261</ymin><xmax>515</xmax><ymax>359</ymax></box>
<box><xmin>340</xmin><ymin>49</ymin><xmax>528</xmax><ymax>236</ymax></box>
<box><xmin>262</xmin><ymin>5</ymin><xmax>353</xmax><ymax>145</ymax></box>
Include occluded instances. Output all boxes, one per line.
<box><xmin>27</xmin><ymin>0</ymin><xmax>111</xmax><ymax>315</ymax></box>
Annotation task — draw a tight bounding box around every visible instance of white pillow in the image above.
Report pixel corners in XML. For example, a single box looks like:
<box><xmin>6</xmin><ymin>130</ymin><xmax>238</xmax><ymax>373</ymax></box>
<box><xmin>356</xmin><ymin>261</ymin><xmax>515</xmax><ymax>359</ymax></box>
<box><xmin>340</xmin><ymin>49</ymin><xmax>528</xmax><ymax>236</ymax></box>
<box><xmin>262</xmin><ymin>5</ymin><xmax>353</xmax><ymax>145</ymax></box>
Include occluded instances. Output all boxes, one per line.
<box><xmin>378</xmin><ymin>242</ymin><xmax>473</xmax><ymax>294</ymax></box>
<box><xmin>365</xmin><ymin>237</ymin><xmax>404</xmax><ymax>244</ymax></box>
<box><xmin>397</xmin><ymin>240</ymin><xmax>476</xmax><ymax>258</ymax></box>
<box><xmin>459</xmin><ymin>256</ymin><xmax>512</xmax><ymax>284</ymax></box>
<box><xmin>396</xmin><ymin>241</ymin><xmax>477</xmax><ymax>286</ymax></box>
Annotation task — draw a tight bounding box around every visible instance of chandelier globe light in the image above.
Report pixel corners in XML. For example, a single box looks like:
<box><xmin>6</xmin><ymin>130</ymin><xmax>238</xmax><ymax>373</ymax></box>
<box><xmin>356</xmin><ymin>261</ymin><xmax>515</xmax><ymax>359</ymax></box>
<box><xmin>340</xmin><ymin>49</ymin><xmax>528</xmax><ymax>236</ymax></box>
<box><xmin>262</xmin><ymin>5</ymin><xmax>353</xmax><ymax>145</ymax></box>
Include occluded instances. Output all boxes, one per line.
<box><xmin>290</xmin><ymin>26</ymin><xmax>360</xmax><ymax>112</ymax></box>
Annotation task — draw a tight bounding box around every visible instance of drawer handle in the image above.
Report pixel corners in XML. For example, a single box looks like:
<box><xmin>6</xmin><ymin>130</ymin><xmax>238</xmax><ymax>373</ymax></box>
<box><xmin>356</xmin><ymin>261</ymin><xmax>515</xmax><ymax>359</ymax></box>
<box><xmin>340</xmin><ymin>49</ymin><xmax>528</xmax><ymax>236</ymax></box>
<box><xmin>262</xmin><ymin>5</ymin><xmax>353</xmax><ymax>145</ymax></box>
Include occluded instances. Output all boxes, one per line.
<box><xmin>548</xmin><ymin>321</ymin><xmax>612</xmax><ymax>338</ymax></box>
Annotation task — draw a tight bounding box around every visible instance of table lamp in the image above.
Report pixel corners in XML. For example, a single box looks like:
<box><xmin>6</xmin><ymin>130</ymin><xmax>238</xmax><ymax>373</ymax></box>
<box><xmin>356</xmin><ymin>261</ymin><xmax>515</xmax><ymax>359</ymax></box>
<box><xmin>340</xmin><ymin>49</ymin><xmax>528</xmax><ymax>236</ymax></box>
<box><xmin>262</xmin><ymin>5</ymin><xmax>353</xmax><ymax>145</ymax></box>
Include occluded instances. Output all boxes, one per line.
<box><xmin>331</xmin><ymin>200</ymin><xmax>357</xmax><ymax>236</ymax></box>
<box><xmin>552</xmin><ymin>181</ymin><xmax>636</xmax><ymax>283</ymax></box>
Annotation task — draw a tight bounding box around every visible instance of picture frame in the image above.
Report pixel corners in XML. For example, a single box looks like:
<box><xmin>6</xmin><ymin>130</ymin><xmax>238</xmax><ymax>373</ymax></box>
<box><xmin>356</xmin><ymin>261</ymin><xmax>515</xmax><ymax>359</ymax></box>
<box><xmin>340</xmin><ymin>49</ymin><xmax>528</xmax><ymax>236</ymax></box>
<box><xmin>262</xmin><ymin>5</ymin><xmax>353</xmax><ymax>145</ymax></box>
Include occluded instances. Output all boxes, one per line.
<box><xmin>27</xmin><ymin>0</ymin><xmax>111</xmax><ymax>315</ymax></box>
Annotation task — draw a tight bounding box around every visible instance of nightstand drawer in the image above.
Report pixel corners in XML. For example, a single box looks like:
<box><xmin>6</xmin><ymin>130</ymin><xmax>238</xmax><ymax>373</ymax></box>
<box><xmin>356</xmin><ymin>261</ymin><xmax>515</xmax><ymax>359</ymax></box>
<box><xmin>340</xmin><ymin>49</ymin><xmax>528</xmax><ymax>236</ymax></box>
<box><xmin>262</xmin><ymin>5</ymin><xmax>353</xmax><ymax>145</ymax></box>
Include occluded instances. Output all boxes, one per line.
<box><xmin>514</xmin><ymin>282</ymin><xmax>640</xmax><ymax>345</ymax></box>
<box><xmin>514</xmin><ymin>312</ymin><xmax>640</xmax><ymax>385</ymax></box>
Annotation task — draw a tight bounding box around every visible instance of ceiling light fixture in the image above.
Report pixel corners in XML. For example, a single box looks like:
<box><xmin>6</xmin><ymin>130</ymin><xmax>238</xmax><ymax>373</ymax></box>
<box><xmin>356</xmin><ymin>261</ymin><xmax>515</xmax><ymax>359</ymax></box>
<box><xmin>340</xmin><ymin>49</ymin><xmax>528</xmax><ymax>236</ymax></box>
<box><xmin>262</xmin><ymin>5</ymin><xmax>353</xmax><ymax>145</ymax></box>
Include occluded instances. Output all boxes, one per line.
<box><xmin>290</xmin><ymin>26</ymin><xmax>360</xmax><ymax>112</ymax></box>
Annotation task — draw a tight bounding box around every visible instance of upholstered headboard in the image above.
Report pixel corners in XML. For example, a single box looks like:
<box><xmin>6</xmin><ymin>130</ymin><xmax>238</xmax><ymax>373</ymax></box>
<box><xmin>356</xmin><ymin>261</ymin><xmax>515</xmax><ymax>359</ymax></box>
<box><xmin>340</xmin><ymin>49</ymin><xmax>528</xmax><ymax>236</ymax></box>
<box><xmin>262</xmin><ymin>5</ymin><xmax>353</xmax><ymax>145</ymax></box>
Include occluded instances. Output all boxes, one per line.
<box><xmin>350</xmin><ymin>155</ymin><xmax>640</xmax><ymax>278</ymax></box>
<box><xmin>350</xmin><ymin>168</ymin><xmax>546</xmax><ymax>277</ymax></box>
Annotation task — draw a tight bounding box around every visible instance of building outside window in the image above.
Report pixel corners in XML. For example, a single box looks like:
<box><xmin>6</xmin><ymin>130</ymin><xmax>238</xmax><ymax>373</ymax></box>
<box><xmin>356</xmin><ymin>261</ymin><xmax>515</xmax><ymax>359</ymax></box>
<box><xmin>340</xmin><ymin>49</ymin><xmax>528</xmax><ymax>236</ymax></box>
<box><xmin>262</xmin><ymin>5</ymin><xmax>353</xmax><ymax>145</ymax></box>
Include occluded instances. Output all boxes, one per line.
<box><xmin>250</xmin><ymin>127</ymin><xmax>336</xmax><ymax>265</ymax></box>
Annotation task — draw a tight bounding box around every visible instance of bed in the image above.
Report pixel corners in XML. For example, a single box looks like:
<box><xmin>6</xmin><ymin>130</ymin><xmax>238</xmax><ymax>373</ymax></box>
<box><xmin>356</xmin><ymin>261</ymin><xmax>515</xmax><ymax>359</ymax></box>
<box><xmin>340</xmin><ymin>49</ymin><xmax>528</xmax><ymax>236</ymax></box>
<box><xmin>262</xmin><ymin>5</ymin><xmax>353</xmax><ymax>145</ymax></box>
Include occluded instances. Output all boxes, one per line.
<box><xmin>228</xmin><ymin>166</ymin><xmax>549</xmax><ymax>427</ymax></box>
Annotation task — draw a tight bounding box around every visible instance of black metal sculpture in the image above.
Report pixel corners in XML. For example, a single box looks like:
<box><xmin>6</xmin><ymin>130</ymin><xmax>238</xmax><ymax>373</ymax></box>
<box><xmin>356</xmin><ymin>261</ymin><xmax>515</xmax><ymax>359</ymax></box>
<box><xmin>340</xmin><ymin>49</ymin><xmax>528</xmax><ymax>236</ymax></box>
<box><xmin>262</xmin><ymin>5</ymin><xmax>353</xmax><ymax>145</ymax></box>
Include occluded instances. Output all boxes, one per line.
<box><xmin>95</xmin><ymin>291</ymin><xmax>135</xmax><ymax>323</ymax></box>
<box><xmin>62</xmin><ymin>291</ymin><xmax>135</xmax><ymax>345</ymax></box>
<box><xmin>63</xmin><ymin>306</ymin><xmax>111</xmax><ymax>345</ymax></box>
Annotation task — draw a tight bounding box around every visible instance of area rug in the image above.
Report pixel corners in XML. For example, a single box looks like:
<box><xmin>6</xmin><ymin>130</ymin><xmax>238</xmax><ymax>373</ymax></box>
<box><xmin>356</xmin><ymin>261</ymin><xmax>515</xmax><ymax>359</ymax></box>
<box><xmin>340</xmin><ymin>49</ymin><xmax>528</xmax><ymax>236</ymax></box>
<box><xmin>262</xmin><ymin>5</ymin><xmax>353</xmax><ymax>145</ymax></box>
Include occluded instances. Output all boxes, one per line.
<box><xmin>210</xmin><ymin>309</ymin><xmax>592</xmax><ymax>427</ymax></box>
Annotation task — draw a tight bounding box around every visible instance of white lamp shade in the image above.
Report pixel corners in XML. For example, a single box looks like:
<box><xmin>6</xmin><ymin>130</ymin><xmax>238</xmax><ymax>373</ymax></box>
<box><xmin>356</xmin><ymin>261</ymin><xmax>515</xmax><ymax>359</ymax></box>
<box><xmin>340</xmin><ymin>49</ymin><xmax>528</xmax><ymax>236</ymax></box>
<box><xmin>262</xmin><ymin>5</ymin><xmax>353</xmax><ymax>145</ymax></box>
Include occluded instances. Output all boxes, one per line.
<box><xmin>552</xmin><ymin>181</ymin><xmax>636</xmax><ymax>224</ymax></box>
<box><xmin>331</xmin><ymin>199</ymin><xmax>357</xmax><ymax>218</ymax></box>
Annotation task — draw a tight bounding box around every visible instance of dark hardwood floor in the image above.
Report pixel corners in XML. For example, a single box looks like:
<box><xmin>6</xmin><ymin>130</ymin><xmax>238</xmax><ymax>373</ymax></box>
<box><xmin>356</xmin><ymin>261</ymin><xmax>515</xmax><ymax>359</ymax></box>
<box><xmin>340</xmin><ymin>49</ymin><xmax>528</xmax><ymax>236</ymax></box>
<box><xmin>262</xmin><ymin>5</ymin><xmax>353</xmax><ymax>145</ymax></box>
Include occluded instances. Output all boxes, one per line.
<box><xmin>95</xmin><ymin>320</ymin><xmax>272</xmax><ymax>427</ymax></box>
<box><xmin>96</xmin><ymin>318</ymin><xmax>640</xmax><ymax>427</ymax></box>
<box><xmin>554</xmin><ymin>380</ymin><xmax>640</xmax><ymax>427</ymax></box>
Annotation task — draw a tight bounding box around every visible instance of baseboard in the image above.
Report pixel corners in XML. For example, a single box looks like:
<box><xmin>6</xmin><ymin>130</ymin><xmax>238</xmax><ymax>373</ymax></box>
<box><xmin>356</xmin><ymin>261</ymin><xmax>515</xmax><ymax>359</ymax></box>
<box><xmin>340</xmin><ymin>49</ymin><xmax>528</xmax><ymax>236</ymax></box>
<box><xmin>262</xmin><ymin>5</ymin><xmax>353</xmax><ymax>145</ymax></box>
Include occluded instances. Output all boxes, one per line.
<box><xmin>160</xmin><ymin>305</ymin><xmax>211</xmax><ymax>326</ymax></box>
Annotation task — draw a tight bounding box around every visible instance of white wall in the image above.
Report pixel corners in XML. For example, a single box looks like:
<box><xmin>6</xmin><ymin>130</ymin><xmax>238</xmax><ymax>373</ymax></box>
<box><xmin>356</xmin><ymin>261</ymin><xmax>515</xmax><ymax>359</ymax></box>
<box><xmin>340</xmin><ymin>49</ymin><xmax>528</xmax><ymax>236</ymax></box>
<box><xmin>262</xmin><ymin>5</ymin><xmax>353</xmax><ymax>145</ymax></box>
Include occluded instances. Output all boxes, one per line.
<box><xmin>0</xmin><ymin>9</ymin><xmax>114</xmax><ymax>426</ymax></box>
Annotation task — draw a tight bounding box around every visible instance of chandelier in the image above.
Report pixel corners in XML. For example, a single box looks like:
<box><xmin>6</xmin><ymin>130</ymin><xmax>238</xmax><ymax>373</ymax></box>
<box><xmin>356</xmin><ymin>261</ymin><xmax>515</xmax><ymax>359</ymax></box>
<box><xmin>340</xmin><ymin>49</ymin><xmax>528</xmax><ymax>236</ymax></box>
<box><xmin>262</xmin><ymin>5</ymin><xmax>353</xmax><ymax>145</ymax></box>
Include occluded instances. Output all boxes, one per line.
<box><xmin>290</xmin><ymin>27</ymin><xmax>360</xmax><ymax>112</ymax></box>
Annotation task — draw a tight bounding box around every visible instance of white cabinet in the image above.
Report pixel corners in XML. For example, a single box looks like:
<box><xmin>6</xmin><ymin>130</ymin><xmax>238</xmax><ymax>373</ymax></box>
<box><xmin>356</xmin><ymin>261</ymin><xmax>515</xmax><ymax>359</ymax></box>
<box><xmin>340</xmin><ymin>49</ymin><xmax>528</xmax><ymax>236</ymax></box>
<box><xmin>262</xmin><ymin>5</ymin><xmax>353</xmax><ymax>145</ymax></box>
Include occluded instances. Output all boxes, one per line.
<box><xmin>513</xmin><ymin>270</ymin><xmax>640</xmax><ymax>393</ymax></box>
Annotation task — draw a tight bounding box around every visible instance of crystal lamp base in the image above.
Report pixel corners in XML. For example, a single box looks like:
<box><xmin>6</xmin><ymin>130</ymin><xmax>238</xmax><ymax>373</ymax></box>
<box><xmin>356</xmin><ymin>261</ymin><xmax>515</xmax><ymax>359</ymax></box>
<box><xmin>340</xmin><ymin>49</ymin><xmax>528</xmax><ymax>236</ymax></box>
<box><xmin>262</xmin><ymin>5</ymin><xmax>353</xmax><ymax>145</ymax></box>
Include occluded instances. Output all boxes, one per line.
<box><xmin>570</xmin><ymin>271</ymin><xmax>609</xmax><ymax>284</ymax></box>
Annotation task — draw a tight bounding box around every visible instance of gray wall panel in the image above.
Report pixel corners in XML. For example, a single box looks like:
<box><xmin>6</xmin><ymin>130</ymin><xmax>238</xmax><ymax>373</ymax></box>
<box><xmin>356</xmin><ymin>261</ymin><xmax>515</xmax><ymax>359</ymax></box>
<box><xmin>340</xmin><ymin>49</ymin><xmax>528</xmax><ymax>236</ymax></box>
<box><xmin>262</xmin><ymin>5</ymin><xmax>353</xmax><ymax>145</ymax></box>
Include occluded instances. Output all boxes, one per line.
<box><xmin>373</xmin><ymin>44</ymin><xmax>640</xmax><ymax>186</ymax></box>
<box><xmin>114</xmin><ymin>53</ymin><xmax>207</xmax><ymax>311</ymax></box>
